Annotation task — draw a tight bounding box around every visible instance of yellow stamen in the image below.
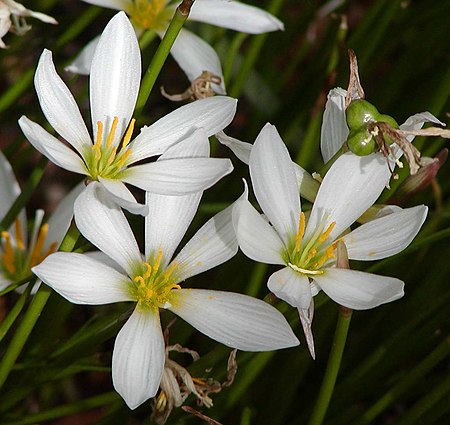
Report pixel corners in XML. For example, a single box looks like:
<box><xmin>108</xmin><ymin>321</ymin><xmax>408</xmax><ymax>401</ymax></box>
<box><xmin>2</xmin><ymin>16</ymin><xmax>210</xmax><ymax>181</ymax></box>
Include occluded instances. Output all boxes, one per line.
<box><xmin>294</xmin><ymin>212</ymin><xmax>306</xmax><ymax>252</ymax></box>
<box><xmin>318</xmin><ymin>221</ymin><xmax>336</xmax><ymax>243</ymax></box>
<box><xmin>116</xmin><ymin>149</ymin><xmax>132</xmax><ymax>169</ymax></box>
<box><xmin>312</xmin><ymin>245</ymin><xmax>336</xmax><ymax>269</ymax></box>
<box><xmin>106</xmin><ymin>117</ymin><xmax>119</xmax><ymax>148</ymax></box>
<box><xmin>122</xmin><ymin>118</ymin><xmax>135</xmax><ymax>148</ymax></box>
<box><xmin>143</xmin><ymin>262</ymin><xmax>152</xmax><ymax>279</ymax></box>
<box><xmin>93</xmin><ymin>121</ymin><xmax>104</xmax><ymax>161</ymax></box>
<box><xmin>134</xmin><ymin>275</ymin><xmax>145</xmax><ymax>286</ymax></box>
<box><xmin>30</xmin><ymin>223</ymin><xmax>49</xmax><ymax>267</ymax></box>
<box><xmin>1</xmin><ymin>231</ymin><xmax>16</xmax><ymax>274</ymax></box>
<box><xmin>14</xmin><ymin>219</ymin><xmax>25</xmax><ymax>251</ymax></box>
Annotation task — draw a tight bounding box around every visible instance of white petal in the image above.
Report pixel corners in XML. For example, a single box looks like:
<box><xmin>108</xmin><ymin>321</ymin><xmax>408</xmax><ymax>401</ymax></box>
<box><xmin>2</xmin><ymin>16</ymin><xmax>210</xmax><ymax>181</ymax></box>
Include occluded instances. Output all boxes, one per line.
<box><xmin>232</xmin><ymin>198</ymin><xmax>285</xmax><ymax>265</ymax></box>
<box><xmin>216</xmin><ymin>130</ymin><xmax>251</xmax><ymax>164</ymax></box>
<box><xmin>35</xmin><ymin>50</ymin><xmax>92</xmax><ymax>155</ymax></box>
<box><xmin>122</xmin><ymin>157</ymin><xmax>233</xmax><ymax>195</ymax></box>
<box><xmin>128</xmin><ymin>96</ymin><xmax>237</xmax><ymax>163</ymax></box>
<box><xmin>81</xmin><ymin>0</ymin><xmax>130</xmax><ymax>10</ymax></box>
<box><xmin>169</xmin><ymin>289</ymin><xmax>299</xmax><ymax>351</ymax></box>
<box><xmin>45</xmin><ymin>182</ymin><xmax>84</xmax><ymax>249</ymax></box>
<box><xmin>250</xmin><ymin>123</ymin><xmax>300</xmax><ymax>243</ymax></box>
<box><xmin>18</xmin><ymin>116</ymin><xmax>88</xmax><ymax>175</ymax></box>
<box><xmin>173</xmin><ymin>201</ymin><xmax>237</xmax><ymax>281</ymax></box>
<box><xmin>305</xmin><ymin>152</ymin><xmax>391</xmax><ymax>242</ymax></box>
<box><xmin>400</xmin><ymin>112</ymin><xmax>445</xmax><ymax>141</ymax></box>
<box><xmin>320</xmin><ymin>87</ymin><xmax>348</xmax><ymax>163</ymax></box>
<box><xmin>0</xmin><ymin>150</ymin><xmax>21</xmax><ymax>221</ymax></box>
<box><xmin>314</xmin><ymin>268</ymin><xmax>404</xmax><ymax>310</ymax></box>
<box><xmin>90</xmin><ymin>12</ymin><xmax>140</xmax><ymax>145</ymax></box>
<box><xmin>189</xmin><ymin>0</ymin><xmax>284</xmax><ymax>33</ymax></box>
<box><xmin>144</xmin><ymin>129</ymin><xmax>209</xmax><ymax>263</ymax></box>
<box><xmin>168</xmin><ymin>28</ymin><xmax>226</xmax><ymax>94</ymax></box>
<box><xmin>112</xmin><ymin>308</ymin><xmax>165</xmax><ymax>409</ymax></box>
<box><xmin>267</xmin><ymin>267</ymin><xmax>312</xmax><ymax>309</ymax></box>
<box><xmin>74</xmin><ymin>182</ymin><xmax>142</xmax><ymax>275</ymax></box>
<box><xmin>32</xmin><ymin>252</ymin><xmax>133</xmax><ymax>304</ymax></box>
<box><xmin>0</xmin><ymin>276</ymin><xmax>12</xmax><ymax>291</ymax></box>
<box><xmin>65</xmin><ymin>36</ymin><xmax>99</xmax><ymax>75</ymax></box>
<box><xmin>343</xmin><ymin>205</ymin><xmax>427</xmax><ymax>260</ymax></box>
<box><xmin>98</xmin><ymin>177</ymin><xmax>148</xmax><ymax>216</ymax></box>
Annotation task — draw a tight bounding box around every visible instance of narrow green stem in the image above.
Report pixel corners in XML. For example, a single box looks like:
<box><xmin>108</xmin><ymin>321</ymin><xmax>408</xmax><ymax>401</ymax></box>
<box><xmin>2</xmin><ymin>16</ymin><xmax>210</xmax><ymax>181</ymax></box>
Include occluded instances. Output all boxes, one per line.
<box><xmin>0</xmin><ymin>223</ymin><xmax>80</xmax><ymax>390</ymax></box>
<box><xmin>135</xmin><ymin>0</ymin><xmax>194</xmax><ymax>115</ymax></box>
<box><xmin>0</xmin><ymin>284</ymin><xmax>32</xmax><ymax>343</ymax></box>
<box><xmin>0</xmin><ymin>156</ymin><xmax>48</xmax><ymax>232</ymax></box>
<box><xmin>228</xmin><ymin>0</ymin><xmax>285</xmax><ymax>98</ymax></box>
<box><xmin>308</xmin><ymin>307</ymin><xmax>353</xmax><ymax>425</ymax></box>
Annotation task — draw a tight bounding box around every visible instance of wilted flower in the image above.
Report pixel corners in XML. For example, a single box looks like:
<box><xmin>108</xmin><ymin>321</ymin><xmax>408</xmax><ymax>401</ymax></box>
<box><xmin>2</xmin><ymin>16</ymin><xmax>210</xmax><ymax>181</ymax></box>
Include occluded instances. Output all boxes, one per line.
<box><xmin>33</xmin><ymin>136</ymin><xmax>299</xmax><ymax>409</ymax></box>
<box><xmin>68</xmin><ymin>0</ymin><xmax>283</xmax><ymax>93</ymax></box>
<box><xmin>19</xmin><ymin>12</ymin><xmax>236</xmax><ymax>215</ymax></box>
<box><xmin>0</xmin><ymin>0</ymin><xmax>57</xmax><ymax>48</ymax></box>
<box><xmin>232</xmin><ymin>123</ymin><xmax>427</xmax><ymax>357</ymax></box>
<box><xmin>0</xmin><ymin>150</ymin><xmax>82</xmax><ymax>292</ymax></box>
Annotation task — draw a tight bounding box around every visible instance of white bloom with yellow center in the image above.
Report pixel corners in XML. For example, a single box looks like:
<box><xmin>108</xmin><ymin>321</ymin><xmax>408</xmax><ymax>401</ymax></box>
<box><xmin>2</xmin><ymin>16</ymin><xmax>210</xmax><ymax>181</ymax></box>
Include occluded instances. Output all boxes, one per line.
<box><xmin>18</xmin><ymin>12</ymin><xmax>236</xmax><ymax>215</ymax></box>
<box><xmin>0</xmin><ymin>0</ymin><xmax>57</xmax><ymax>48</ymax></box>
<box><xmin>68</xmin><ymin>0</ymin><xmax>284</xmax><ymax>93</ymax></box>
<box><xmin>33</xmin><ymin>134</ymin><xmax>299</xmax><ymax>409</ymax></box>
<box><xmin>233</xmin><ymin>123</ymin><xmax>427</xmax><ymax>313</ymax></box>
<box><xmin>0</xmin><ymin>150</ymin><xmax>82</xmax><ymax>291</ymax></box>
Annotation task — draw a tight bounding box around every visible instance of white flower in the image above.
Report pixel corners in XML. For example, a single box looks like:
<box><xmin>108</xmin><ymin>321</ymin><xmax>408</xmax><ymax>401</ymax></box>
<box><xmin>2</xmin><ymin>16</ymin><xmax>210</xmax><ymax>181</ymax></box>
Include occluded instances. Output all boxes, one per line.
<box><xmin>0</xmin><ymin>0</ymin><xmax>57</xmax><ymax>48</ymax></box>
<box><xmin>233</xmin><ymin>123</ymin><xmax>427</xmax><ymax>349</ymax></box>
<box><xmin>18</xmin><ymin>12</ymin><xmax>236</xmax><ymax>215</ymax></box>
<box><xmin>68</xmin><ymin>0</ymin><xmax>284</xmax><ymax>93</ymax></box>
<box><xmin>33</xmin><ymin>133</ymin><xmax>299</xmax><ymax>409</ymax></box>
<box><xmin>0</xmin><ymin>150</ymin><xmax>82</xmax><ymax>292</ymax></box>
<box><xmin>320</xmin><ymin>87</ymin><xmax>445</xmax><ymax>163</ymax></box>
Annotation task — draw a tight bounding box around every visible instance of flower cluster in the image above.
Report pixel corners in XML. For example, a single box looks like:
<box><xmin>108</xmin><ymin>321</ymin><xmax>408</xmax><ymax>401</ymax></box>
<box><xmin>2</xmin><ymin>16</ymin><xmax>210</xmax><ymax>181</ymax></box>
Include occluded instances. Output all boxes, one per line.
<box><xmin>1</xmin><ymin>1</ymin><xmax>444</xmax><ymax>422</ymax></box>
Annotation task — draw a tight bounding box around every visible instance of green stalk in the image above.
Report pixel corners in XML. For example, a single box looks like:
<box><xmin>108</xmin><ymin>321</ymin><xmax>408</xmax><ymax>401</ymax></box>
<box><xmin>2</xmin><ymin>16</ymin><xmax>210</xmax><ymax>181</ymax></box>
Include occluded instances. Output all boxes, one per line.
<box><xmin>309</xmin><ymin>241</ymin><xmax>352</xmax><ymax>425</ymax></box>
<box><xmin>308</xmin><ymin>306</ymin><xmax>352</xmax><ymax>425</ymax></box>
<box><xmin>0</xmin><ymin>156</ymin><xmax>48</xmax><ymax>232</ymax></box>
<box><xmin>135</xmin><ymin>0</ymin><xmax>194</xmax><ymax>116</ymax></box>
<box><xmin>0</xmin><ymin>284</ymin><xmax>32</xmax><ymax>343</ymax></box>
<box><xmin>228</xmin><ymin>0</ymin><xmax>285</xmax><ymax>98</ymax></box>
<box><xmin>0</xmin><ymin>223</ymin><xmax>80</xmax><ymax>390</ymax></box>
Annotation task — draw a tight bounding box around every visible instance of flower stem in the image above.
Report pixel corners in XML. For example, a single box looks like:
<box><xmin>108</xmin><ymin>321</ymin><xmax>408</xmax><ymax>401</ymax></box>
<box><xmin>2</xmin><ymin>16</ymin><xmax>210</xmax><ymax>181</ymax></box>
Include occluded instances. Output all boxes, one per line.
<box><xmin>308</xmin><ymin>306</ymin><xmax>352</xmax><ymax>425</ymax></box>
<box><xmin>0</xmin><ymin>222</ymin><xmax>80</xmax><ymax>390</ymax></box>
<box><xmin>135</xmin><ymin>0</ymin><xmax>194</xmax><ymax>115</ymax></box>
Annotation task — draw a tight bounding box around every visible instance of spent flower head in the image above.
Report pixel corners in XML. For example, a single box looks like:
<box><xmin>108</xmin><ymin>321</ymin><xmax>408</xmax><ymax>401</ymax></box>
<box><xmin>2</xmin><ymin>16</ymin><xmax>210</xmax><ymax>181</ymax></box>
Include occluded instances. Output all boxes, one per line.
<box><xmin>33</xmin><ymin>136</ymin><xmax>299</xmax><ymax>408</ymax></box>
<box><xmin>19</xmin><ymin>12</ymin><xmax>236</xmax><ymax>215</ymax></box>
<box><xmin>0</xmin><ymin>0</ymin><xmax>57</xmax><ymax>48</ymax></box>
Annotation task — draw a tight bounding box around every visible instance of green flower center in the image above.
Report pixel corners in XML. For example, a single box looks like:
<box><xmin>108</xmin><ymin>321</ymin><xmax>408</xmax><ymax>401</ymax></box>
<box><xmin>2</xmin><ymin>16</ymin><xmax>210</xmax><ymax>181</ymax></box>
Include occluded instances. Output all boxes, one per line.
<box><xmin>286</xmin><ymin>212</ymin><xmax>336</xmax><ymax>276</ymax></box>
<box><xmin>1</xmin><ymin>218</ymin><xmax>57</xmax><ymax>282</ymax></box>
<box><xmin>131</xmin><ymin>250</ymin><xmax>181</xmax><ymax>311</ymax></box>
<box><xmin>127</xmin><ymin>0</ymin><xmax>173</xmax><ymax>31</ymax></box>
<box><xmin>83</xmin><ymin>116</ymin><xmax>135</xmax><ymax>181</ymax></box>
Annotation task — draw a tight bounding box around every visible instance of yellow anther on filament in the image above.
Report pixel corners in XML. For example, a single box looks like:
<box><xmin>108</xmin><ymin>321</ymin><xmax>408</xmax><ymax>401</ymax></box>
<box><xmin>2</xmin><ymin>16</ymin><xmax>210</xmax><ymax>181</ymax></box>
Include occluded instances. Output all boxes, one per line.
<box><xmin>294</xmin><ymin>212</ymin><xmax>306</xmax><ymax>253</ymax></box>
<box><xmin>318</xmin><ymin>221</ymin><xmax>336</xmax><ymax>243</ymax></box>
<box><xmin>30</xmin><ymin>223</ymin><xmax>49</xmax><ymax>267</ymax></box>
<box><xmin>1</xmin><ymin>231</ymin><xmax>16</xmax><ymax>274</ymax></box>
<box><xmin>14</xmin><ymin>219</ymin><xmax>25</xmax><ymax>251</ymax></box>
<box><xmin>106</xmin><ymin>117</ymin><xmax>118</xmax><ymax>148</ymax></box>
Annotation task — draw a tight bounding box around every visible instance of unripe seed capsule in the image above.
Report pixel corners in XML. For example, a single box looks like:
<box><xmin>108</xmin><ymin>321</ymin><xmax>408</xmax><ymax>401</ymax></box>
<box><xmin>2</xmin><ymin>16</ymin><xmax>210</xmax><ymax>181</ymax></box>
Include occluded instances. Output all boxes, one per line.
<box><xmin>346</xmin><ymin>128</ymin><xmax>377</xmax><ymax>156</ymax></box>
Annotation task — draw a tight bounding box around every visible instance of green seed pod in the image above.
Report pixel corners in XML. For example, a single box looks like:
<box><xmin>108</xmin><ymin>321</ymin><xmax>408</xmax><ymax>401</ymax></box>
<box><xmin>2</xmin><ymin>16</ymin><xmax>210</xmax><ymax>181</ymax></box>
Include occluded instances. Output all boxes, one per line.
<box><xmin>377</xmin><ymin>113</ymin><xmax>399</xmax><ymax>129</ymax></box>
<box><xmin>346</xmin><ymin>127</ymin><xmax>377</xmax><ymax>156</ymax></box>
<box><xmin>346</xmin><ymin>99</ymin><xmax>380</xmax><ymax>129</ymax></box>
